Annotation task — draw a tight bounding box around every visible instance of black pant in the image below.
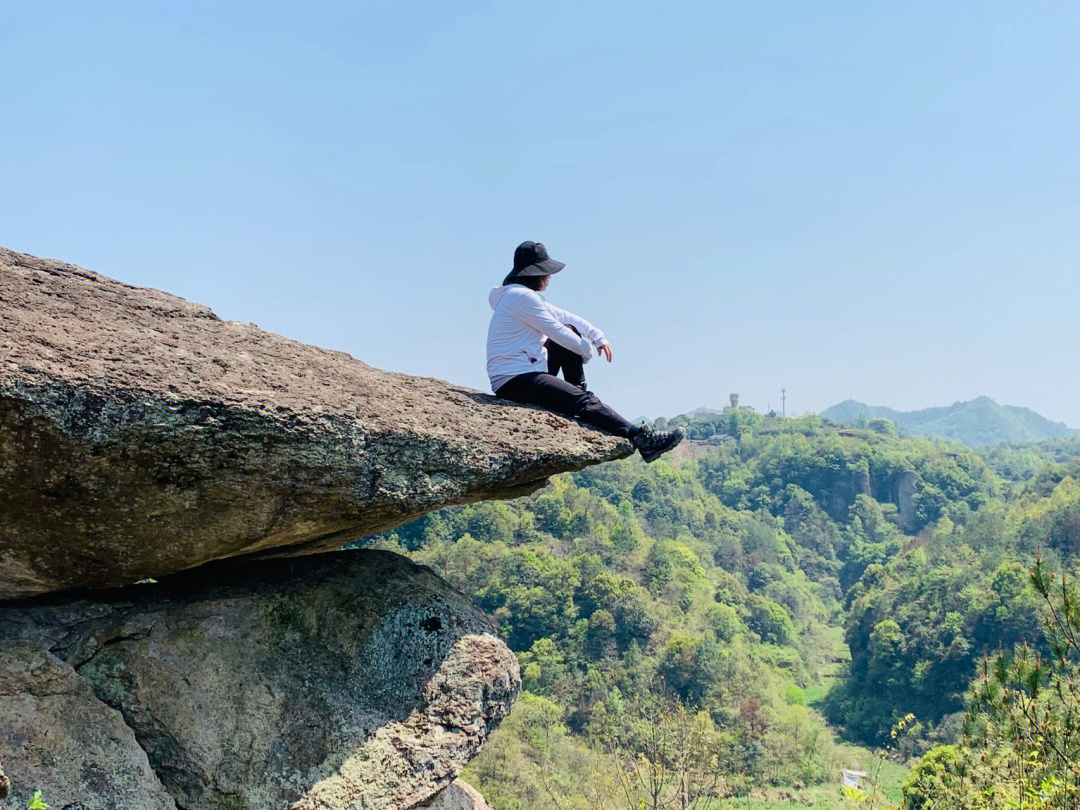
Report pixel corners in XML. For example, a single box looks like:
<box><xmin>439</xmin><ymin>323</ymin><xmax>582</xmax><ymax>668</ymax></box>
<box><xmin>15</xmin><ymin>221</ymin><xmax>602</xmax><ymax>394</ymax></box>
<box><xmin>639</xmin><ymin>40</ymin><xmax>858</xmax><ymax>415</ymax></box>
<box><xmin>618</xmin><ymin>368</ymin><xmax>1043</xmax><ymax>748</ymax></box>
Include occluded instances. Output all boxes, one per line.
<box><xmin>495</xmin><ymin>331</ymin><xmax>636</xmax><ymax>439</ymax></box>
<box><xmin>546</xmin><ymin>333</ymin><xmax>587</xmax><ymax>389</ymax></box>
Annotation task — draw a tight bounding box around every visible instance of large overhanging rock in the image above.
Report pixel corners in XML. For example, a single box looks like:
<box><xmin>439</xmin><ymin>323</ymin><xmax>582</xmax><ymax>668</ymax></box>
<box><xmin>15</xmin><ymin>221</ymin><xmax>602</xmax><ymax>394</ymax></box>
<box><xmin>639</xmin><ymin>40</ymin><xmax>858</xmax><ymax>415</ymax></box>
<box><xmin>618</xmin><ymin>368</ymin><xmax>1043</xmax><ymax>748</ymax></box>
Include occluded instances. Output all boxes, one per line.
<box><xmin>3</xmin><ymin>549</ymin><xmax>520</xmax><ymax>810</ymax></box>
<box><xmin>0</xmin><ymin>247</ymin><xmax>633</xmax><ymax>599</ymax></box>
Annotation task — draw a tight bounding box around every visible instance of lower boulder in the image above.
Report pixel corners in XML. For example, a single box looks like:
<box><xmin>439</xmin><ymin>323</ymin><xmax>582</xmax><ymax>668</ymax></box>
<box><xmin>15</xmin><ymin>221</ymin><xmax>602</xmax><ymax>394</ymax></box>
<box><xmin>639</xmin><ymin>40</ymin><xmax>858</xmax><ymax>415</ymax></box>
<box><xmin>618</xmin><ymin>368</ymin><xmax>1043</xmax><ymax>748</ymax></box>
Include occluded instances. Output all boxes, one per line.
<box><xmin>3</xmin><ymin>550</ymin><xmax>519</xmax><ymax>810</ymax></box>
<box><xmin>0</xmin><ymin>640</ymin><xmax>176</xmax><ymax>810</ymax></box>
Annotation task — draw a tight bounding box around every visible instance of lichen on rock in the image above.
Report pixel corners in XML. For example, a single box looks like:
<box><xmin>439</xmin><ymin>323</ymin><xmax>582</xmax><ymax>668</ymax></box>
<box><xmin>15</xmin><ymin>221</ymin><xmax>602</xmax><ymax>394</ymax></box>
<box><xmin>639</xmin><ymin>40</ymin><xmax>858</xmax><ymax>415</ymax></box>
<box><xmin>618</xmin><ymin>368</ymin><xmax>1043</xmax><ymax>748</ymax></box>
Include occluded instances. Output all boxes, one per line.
<box><xmin>0</xmin><ymin>639</ymin><xmax>177</xmax><ymax>810</ymax></box>
<box><xmin>418</xmin><ymin>779</ymin><xmax>493</xmax><ymax>809</ymax></box>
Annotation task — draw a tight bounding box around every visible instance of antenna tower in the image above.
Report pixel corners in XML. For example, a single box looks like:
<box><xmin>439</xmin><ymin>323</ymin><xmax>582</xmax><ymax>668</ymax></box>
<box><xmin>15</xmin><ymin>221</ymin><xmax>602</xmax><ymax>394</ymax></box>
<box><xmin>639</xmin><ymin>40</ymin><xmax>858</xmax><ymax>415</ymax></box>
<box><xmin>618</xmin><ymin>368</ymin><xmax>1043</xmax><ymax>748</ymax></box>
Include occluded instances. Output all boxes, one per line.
<box><xmin>781</xmin><ymin>388</ymin><xmax>786</xmax><ymax>417</ymax></box>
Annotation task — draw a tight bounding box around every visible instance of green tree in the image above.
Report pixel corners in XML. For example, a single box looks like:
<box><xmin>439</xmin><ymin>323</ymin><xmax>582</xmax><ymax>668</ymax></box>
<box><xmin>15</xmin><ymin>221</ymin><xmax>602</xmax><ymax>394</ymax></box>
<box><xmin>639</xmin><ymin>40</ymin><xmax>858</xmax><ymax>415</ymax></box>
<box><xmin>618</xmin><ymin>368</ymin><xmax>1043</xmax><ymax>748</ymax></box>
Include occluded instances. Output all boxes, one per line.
<box><xmin>907</xmin><ymin>560</ymin><xmax>1080</xmax><ymax>808</ymax></box>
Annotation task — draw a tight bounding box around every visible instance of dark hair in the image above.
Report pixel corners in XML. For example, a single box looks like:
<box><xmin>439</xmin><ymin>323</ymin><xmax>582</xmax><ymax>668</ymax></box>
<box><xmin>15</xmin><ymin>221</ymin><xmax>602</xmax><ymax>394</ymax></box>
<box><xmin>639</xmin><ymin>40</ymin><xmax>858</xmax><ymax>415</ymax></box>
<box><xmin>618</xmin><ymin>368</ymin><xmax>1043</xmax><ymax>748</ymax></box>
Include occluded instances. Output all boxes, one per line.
<box><xmin>502</xmin><ymin>273</ymin><xmax>545</xmax><ymax>291</ymax></box>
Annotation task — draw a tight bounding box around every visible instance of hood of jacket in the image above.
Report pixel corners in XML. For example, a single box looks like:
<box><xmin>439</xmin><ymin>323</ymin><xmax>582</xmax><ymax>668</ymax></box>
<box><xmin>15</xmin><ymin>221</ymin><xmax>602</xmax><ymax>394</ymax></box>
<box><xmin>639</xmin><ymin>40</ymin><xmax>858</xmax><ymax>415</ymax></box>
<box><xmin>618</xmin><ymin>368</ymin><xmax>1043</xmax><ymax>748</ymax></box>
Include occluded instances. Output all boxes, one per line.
<box><xmin>490</xmin><ymin>284</ymin><xmax>514</xmax><ymax>310</ymax></box>
<box><xmin>490</xmin><ymin>283</ymin><xmax>546</xmax><ymax>310</ymax></box>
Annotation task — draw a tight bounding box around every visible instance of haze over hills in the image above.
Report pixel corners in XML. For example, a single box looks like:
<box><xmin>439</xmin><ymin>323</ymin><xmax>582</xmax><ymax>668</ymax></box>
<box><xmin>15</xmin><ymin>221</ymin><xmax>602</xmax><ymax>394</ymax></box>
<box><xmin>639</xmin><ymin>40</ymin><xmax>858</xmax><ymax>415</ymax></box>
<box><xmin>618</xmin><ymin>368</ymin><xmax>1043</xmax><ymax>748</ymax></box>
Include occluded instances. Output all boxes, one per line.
<box><xmin>820</xmin><ymin>396</ymin><xmax>1078</xmax><ymax>447</ymax></box>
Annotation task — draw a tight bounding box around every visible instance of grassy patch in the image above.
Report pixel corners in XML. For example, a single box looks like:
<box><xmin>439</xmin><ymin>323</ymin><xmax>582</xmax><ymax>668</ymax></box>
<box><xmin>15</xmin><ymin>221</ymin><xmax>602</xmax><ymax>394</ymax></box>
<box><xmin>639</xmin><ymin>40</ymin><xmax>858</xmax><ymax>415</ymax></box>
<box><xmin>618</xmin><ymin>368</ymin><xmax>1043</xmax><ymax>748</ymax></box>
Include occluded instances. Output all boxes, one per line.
<box><xmin>723</xmin><ymin>625</ymin><xmax>908</xmax><ymax>808</ymax></box>
<box><xmin>720</xmin><ymin>749</ymin><xmax>907</xmax><ymax>809</ymax></box>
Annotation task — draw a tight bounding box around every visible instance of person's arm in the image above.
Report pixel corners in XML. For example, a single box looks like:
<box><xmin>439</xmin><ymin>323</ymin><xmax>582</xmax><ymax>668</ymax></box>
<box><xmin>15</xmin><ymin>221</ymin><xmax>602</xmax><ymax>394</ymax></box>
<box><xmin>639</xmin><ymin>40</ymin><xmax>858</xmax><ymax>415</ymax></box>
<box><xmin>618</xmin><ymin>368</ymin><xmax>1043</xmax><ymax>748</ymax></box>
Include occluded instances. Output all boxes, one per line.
<box><xmin>545</xmin><ymin>302</ymin><xmax>607</xmax><ymax>349</ymax></box>
<box><xmin>510</xmin><ymin>292</ymin><xmax>593</xmax><ymax>361</ymax></box>
<box><xmin>546</xmin><ymin>302</ymin><xmax>612</xmax><ymax>361</ymax></box>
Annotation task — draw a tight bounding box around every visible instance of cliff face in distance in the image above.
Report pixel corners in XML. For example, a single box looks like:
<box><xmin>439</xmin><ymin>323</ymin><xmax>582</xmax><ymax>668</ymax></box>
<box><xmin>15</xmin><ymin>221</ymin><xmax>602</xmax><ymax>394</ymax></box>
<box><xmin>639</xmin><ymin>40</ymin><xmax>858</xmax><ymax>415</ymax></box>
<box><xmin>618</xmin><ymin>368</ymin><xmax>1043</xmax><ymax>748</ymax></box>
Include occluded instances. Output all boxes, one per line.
<box><xmin>0</xmin><ymin>246</ymin><xmax>625</xmax><ymax>809</ymax></box>
<box><xmin>0</xmin><ymin>246</ymin><xmax>632</xmax><ymax>599</ymax></box>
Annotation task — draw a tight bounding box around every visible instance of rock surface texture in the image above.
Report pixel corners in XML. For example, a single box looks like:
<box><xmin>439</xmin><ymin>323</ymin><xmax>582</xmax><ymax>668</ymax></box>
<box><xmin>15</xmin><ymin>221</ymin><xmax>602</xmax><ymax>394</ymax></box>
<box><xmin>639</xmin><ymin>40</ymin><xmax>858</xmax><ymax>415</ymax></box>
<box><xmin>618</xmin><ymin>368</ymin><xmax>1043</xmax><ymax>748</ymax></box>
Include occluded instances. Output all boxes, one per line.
<box><xmin>2</xmin><ymin>550</ymin><xmax>520</xmax><ymax>810</ymax></box>
<box><xmin>0</xmin><ymin>639</ymin><xmax>178</xmax><ymax>810</ymax></box>
<box><xmin>0</xmin><ymin>246</ymin><xmax>633</xmax><ymax>599</ymax></box>
<box><xmin>419</xmin><ymin>779</ymin><xmax>492</xmax><ymax>809</ymax></box>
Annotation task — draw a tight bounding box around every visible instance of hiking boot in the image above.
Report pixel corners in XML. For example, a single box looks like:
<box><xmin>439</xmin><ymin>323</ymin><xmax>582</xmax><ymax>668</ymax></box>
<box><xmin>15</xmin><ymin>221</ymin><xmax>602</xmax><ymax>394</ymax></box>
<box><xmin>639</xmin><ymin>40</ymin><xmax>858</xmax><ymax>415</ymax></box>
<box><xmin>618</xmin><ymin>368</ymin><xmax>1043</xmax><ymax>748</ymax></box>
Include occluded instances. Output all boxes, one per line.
<box><xmin>632</xmin><ymin>425</ymin><xmax>685</xmax><ymax>463</ymax></box>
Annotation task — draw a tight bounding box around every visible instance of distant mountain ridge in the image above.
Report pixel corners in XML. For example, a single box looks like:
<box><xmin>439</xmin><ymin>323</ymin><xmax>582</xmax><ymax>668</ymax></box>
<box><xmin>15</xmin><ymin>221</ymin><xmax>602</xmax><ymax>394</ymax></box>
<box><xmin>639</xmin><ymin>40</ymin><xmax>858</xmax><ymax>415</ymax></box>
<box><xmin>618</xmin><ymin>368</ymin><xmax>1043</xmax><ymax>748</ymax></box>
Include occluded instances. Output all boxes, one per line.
<box><xmin>821</xmin><ymin>397</ymin><xmax>1077</xmax><ymax>446</ymax></box>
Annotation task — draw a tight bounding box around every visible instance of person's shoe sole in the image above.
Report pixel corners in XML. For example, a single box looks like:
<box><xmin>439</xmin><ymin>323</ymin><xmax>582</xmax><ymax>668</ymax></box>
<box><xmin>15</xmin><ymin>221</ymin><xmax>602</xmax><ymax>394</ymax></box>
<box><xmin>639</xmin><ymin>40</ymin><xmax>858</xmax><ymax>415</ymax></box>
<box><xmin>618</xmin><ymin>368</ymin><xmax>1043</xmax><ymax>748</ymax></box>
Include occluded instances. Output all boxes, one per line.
<box><xmin>640</xmin><ymin>427</ymin><xmax>685</xmax><ymax>463</ymax></box>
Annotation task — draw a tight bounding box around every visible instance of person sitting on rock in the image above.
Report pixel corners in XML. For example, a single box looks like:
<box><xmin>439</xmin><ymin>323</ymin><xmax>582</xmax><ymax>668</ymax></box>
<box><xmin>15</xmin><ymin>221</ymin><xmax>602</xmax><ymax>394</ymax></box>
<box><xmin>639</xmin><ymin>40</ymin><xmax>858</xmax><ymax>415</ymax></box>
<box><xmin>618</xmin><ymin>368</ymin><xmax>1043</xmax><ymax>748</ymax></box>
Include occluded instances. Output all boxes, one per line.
<box><xmin>486</xmin><ymin>241</ymin><xmax>684</xmax><ymax>463</ymax></box>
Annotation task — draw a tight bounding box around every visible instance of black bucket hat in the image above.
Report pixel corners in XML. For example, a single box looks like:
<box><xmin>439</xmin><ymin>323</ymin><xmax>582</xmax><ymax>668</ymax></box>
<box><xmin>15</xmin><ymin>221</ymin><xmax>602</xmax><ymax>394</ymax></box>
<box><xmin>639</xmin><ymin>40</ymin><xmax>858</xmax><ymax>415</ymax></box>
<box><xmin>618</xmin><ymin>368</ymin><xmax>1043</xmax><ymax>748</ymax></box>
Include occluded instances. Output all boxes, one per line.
<box><xmin>508</xmin><ymin>241</ymin><xmax>565</xmax><ymax>278</ymax></box>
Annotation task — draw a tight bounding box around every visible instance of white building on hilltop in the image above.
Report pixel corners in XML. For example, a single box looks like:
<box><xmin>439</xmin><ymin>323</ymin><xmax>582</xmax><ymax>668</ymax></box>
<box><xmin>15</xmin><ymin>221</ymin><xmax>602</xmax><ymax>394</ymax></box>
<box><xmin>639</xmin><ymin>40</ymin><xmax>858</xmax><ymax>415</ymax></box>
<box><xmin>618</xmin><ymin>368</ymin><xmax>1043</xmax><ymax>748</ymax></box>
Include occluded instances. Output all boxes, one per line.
<box><xmin>722</xmin><ymin>393</ymin><xmax>755</xmax><ymax>415</ymax></box>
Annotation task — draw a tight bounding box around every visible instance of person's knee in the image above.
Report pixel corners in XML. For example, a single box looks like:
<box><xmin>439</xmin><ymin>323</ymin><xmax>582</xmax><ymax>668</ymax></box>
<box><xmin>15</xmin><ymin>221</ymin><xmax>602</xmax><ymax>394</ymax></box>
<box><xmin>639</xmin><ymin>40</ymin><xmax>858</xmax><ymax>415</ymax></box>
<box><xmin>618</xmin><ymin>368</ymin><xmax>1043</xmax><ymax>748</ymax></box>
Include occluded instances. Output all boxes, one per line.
<box><xmin>575</xmin><ymin>390</ymin><xmax>604</xmax><ymax>413</ymax></box>
<box><xmin>552</xmin><ymin>388</ymin><xmax>590</xmax><ymax>417</ymax></box>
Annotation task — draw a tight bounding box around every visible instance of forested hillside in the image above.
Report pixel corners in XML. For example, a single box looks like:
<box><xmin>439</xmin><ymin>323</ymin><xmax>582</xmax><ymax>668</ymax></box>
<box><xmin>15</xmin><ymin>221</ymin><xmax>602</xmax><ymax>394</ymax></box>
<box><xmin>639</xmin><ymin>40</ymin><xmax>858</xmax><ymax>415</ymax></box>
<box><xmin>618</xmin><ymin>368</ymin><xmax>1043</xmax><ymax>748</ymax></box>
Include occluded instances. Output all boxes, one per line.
<box><xmin>359</xmin><ymin>411</ymin><xmax>1080</xmax><ymax>808</ymax></box>
<box><xmin>822</xmin><ymin>397</ymin><xmax>1077</xmax><ymax>446</ymax></box>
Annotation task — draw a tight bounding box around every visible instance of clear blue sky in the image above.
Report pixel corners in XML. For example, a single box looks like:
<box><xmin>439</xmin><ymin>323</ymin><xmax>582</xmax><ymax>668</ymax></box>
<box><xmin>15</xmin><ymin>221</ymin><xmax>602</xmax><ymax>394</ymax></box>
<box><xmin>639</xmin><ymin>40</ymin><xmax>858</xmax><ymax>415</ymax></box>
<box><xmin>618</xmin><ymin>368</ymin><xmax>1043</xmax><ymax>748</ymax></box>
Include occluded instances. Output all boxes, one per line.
<box><xmin>3</xmin><ymin>1</ymin><xmax>1078</xmax><ymax>425</ymax></box>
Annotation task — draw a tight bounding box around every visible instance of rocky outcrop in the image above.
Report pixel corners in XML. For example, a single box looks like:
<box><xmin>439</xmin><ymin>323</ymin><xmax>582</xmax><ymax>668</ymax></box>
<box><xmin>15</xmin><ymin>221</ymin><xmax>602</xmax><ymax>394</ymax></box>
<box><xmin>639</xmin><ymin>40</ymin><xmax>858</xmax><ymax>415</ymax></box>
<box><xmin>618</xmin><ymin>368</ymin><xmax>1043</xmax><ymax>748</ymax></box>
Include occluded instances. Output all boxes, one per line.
<box><xmin>2</xmin><ymin>550</ymin><xmax>519</xmax><ymax>810</ymax></box>
<box><xmin>0</xmin><ymin>640</ymin><xmax>178</xmax><ymax>810</ymax></box>
<box><xmin>895</xmin><ymin>469</ymin><xmax>918</xmax><ymax>532</ymax></box>
<box><xmin>0</xmin><ymin>246</ymin><xmax>633</xmax><ymax>599</ymax></box>
<box><xmin>419</xmin><ymin>780</ymin><xmax>492</xmax><ymax>809</ymax></box>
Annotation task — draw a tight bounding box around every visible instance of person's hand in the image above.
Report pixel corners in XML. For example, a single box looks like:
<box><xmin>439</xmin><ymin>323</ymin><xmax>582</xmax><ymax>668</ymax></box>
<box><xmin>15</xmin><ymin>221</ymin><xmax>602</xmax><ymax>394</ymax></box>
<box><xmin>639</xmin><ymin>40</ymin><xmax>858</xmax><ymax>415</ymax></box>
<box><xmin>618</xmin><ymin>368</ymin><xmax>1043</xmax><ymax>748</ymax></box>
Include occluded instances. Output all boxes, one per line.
<box><xmin>597</xmin><ymin>343</ymin><xmax>612</xmax><ymax>362</ymax></box>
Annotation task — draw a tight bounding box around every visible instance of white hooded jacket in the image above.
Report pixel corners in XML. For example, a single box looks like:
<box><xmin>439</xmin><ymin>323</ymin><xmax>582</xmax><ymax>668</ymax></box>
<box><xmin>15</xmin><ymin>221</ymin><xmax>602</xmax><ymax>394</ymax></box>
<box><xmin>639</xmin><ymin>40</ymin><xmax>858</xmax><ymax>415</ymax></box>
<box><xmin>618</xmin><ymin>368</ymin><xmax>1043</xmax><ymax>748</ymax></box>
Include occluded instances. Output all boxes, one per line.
<box><xmin>486</xmin><ymin>284</ymin><xmax>608</xmax><ymax>393</ymax></box>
